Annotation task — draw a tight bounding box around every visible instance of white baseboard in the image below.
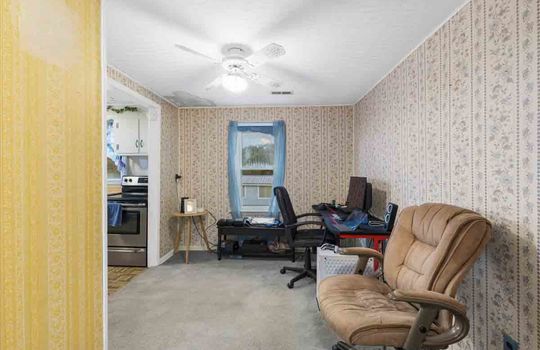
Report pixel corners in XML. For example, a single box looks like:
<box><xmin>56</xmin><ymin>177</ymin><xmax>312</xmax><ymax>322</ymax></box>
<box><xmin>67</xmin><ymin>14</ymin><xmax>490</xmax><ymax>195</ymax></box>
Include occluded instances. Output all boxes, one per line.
<box><xmin>158</xmin><ymin>249</ymin><xmax>174</xmax><ymax>265</ymax></box>
<box><xmin>176</xmin><ymin>246</ymin><xmax>207</xmax><ymax>252</ymax></box>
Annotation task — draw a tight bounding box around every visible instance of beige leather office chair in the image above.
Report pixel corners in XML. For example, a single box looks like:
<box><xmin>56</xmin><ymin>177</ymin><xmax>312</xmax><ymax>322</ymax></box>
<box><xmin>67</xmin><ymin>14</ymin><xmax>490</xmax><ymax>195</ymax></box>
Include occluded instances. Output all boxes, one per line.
<box><xmin>318</xmin><ymin>203</ymin><xmax>491</xmax><ymax>350</ymax></box>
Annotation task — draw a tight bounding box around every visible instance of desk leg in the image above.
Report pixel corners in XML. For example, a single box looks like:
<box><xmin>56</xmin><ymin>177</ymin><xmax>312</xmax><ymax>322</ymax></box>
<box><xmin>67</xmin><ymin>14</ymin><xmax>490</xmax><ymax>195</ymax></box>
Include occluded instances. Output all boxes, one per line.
<box><xmin>185</xmin><ymin>218</ymin><xmax>192</xmax><ymax>264</ymax></box>
<box><xmin>174</xmin><ymin>218</ymin><xmax>182</xmax><ymax>254</ymax></box>
<box><xmin>198</xmin><ymin>216</ymin><xmax>212</xmax><ymax>252</ymax></box>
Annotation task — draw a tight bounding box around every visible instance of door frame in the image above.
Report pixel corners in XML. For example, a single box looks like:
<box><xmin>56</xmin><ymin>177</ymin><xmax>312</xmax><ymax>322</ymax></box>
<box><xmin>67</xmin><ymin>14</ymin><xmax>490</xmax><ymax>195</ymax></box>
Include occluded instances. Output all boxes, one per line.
<box><xmin>107</xmin><ymin>78</ymin><xmax>162</xmax><ymax>268</ymax></box>
<box><xmin>100</xmin><ymin>4</ymin><xmax>108</xmax><ymax>348</ymax></box>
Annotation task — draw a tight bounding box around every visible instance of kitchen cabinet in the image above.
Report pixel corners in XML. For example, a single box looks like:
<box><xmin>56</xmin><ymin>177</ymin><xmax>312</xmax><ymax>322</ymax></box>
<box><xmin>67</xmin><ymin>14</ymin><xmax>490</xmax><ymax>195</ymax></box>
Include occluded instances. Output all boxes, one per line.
<box><xmin>138</xmin><ymin>117</ymin><xmax>148</xmax><ymax>153</ymax></box>
<box><xmin>108</xmin><ymin>111</ymin><xmax>148</xmax><ymax>155</ymax></box>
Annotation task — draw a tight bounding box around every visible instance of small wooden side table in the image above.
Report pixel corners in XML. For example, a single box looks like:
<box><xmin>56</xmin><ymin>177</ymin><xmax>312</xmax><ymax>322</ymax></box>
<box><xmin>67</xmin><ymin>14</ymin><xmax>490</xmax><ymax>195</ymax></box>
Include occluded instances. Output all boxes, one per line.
<box><xmin>172</xmin><ymin>210</ymin><xmax>211</xmax><ymax>263</ymax></box>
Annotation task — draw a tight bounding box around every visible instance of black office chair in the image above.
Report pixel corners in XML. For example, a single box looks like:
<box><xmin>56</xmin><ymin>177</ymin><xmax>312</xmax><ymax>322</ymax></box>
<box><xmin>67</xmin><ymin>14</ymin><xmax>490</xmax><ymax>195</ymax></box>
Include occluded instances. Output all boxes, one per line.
<box><xmin>274</xmin><ymin>186</ymin><xmax>336</xmax><ymax>289</ymax></box>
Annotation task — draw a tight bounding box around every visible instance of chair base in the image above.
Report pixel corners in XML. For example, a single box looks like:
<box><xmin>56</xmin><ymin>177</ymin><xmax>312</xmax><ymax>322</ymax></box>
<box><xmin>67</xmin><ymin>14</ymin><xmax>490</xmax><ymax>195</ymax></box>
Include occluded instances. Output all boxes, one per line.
<box><xmin>331</xmin><ymin>342</ymin><xmax>352</xmax><ymax>350</ymax></box>
<box><xmin>332</xmin><ymin>341</ymin><xmax>395</xmax><ymax>350</ymax></box>
<box><xmin>280</xmin><ymin>247</ymin><xmax>316</xmax><ymax>289</ymax></box>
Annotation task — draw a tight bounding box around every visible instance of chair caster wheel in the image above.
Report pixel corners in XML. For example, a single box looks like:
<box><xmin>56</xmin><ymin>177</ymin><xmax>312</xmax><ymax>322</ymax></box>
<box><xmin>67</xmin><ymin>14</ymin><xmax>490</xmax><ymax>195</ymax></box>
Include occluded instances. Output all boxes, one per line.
<box><xmin>280</xmin><ymin>268</ymin><xmax>286</xmax><ymax>274</ymax></box>
<box><xmin>287</xmin><ymin>282</ymin><xmax>294</xmax><ymax>289</ymax></box>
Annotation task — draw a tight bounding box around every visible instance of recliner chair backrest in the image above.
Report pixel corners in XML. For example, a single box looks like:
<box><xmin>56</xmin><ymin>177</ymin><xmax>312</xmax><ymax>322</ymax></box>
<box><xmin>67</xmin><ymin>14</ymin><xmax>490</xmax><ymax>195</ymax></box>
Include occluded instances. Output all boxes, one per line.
<box><xmin>273</xmin><ymin>186</ymin><xmax>297</xmax><ymax>225</ymax></box>
<box><xmin>383</xmin><ymin>203</ymin><xmax>491</xmax><ymax>297</ymax></box>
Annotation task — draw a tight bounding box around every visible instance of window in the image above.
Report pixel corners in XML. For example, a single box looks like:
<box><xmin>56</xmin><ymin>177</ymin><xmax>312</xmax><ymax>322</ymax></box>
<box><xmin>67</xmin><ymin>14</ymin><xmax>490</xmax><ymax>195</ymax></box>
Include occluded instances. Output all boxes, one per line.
<box><xmin>107</xmin><ymin>158</ymin><xmax>122</xmax><ymax>183</ymax></box>
<box><xmin>258</xmin><ymin>186</ymin><xmax>273</xmax><ymax>199</ymax></box>
<box><xmin>239</xmin><ymin>123</ymin><xmax>274</xmax><ymax>212</ymax></box>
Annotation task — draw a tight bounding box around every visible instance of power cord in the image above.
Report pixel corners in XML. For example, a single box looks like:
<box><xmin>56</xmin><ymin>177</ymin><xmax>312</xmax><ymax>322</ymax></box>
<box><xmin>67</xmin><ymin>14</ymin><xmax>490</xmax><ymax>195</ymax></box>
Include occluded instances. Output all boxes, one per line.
<box><xmin>205</xmin><ymin>210</ymin><xmax>218</xmax><ymax>232</ymax></box>
<box><xmin>175</xmin><ymin>174</ymin><xmax>182</xmax><ymax>211</ymax></box>
<box><xmin>191</xmin><ymin>211</ymin><xmax>219</xmax><ymax>252</ymax></box>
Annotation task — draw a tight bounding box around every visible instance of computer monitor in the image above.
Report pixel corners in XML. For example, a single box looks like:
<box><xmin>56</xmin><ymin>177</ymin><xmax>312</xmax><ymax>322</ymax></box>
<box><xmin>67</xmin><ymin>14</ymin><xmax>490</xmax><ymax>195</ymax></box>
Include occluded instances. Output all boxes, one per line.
<box><xmin>344</xmin><ymin>177</ymin><xmax>373</xmax><ymax>211</ymax></box>
<box><xmin>364</xmin><ymin>183</ymin><xmax>372</xmax><ymax>211</ymax></box>
<box><xmin>346</xmin><ymin>176</ymin><xmax>367</xmax><ymax>210</ymax></box>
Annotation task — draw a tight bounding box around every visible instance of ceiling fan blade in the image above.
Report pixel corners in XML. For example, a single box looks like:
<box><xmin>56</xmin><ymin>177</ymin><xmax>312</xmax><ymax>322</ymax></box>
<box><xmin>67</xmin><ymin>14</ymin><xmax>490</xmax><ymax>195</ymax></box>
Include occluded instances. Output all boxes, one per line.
<box><xmin>175</xmin><ymin>44</ymin><xmax>220</xmax><ymax>63</ymax></box>
<box><xmin>204</xmin><ymin>75</ymin><xmax>223</xmax><ymax>90</ymax></box>
<box><xmin>246</xmin><ymin>43</ymin><xmax>286</xmax><ymax>67</ymax></box>
<box><xmin>243</xmin><ymin>72</ymin><xmax>282</xmax><ymax>89</ymax></box>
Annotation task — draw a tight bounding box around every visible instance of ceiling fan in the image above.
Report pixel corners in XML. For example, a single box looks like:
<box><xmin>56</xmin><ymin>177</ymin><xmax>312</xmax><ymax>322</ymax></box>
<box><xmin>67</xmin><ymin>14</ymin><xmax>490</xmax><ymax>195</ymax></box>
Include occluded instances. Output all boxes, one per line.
<box><xmin>174</xmin><ymin>42</ymin><xmax>286</xmax><ymax>93</ymax></box>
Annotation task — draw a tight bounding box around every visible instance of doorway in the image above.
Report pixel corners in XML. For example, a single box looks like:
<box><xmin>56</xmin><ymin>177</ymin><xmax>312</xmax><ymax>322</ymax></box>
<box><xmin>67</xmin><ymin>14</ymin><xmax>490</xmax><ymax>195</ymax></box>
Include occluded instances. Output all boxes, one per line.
<box><xmin>105</xmin><ymin>79</ymin><xmax>162</xmax><ymax>268</ymax></box>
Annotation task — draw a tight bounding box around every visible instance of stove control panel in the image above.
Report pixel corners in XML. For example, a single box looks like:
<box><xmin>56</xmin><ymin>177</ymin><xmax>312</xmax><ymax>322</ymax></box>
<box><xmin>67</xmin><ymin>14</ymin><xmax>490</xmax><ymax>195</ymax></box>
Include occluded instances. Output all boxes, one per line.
<box><xmin>122</xmin><ymin>176</ymin><xmax>149</xmax><ymax>186</ymax></box>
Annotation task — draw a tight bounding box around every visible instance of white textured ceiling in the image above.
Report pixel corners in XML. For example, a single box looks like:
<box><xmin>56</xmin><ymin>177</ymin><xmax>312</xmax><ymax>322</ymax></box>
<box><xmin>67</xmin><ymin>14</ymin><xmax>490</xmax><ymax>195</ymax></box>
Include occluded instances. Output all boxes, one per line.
<box><xmin>105</xmin><ymin>0</ymin><xmax>467</xmax><ymax>107</ymax></box>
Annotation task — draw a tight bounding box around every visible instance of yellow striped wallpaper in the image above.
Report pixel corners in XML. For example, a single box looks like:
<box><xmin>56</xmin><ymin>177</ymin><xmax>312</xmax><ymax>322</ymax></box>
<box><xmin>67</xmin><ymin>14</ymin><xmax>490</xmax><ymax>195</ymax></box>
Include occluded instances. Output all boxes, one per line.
<box><xmin>1</xmin><ymin>0</ymin><xmax>103</xmax><ymax>349</ymax></box>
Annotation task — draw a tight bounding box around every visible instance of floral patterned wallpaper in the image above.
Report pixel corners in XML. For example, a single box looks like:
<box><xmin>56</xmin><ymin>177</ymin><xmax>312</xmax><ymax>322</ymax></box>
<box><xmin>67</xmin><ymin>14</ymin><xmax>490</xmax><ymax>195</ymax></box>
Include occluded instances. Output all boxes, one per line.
<box><xmin>353</xmin><ymin>0</ymin><xmax>538</xmax><ymax>349</ymax></box>
<box><xmin>176</xmin><ymin>106</ymin><xmax>354</xmax><ymax>250</ymax></box>
<box><xmin>107</xmin><ymin>66</ymin><xmax>179</xmax><ymax>258</ymax></box>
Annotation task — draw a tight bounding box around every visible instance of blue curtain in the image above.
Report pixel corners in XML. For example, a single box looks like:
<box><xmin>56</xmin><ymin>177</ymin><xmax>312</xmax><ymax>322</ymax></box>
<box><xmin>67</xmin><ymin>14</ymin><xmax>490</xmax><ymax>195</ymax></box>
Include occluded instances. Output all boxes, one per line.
<box><xmin>269</xmin><ymin>120</ymin><xmax>286</xmax><ymax>217</ymax></box>
<box><xmin>228</xmin><ymin>121</ymin><xmax>242</xmax><ymax>219</ymax></box>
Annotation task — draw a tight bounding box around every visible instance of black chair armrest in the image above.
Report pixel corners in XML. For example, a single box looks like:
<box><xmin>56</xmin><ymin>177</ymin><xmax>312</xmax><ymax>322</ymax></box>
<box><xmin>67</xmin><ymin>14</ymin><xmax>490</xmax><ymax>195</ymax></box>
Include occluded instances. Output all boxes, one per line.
<box><xmin>297</xmin><ymin>212</ymin><xmax>322</xmax><ymax>219</ymax></box>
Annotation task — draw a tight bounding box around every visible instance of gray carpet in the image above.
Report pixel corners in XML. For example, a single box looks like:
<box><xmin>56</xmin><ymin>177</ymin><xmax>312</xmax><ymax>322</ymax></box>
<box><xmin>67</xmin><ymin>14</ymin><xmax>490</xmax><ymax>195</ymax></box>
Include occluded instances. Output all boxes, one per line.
<box><xmin>108</xmin><ymin>252</ymin><xmax>339</xmax><ymax>350</ymax></box>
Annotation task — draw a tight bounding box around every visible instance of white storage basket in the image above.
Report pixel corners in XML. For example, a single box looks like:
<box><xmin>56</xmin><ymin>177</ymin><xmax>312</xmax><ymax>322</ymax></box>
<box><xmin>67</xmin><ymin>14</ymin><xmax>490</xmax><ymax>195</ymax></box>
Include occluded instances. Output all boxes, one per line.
<box><xmin>316</xmin><ymin>247</ymin><xmax>378</xmax><ymax>299</ymax></box>
<box><xmin>316</xmin><ymin>247</ymin><xmax>358</xmax><ymax>299</ymax></box>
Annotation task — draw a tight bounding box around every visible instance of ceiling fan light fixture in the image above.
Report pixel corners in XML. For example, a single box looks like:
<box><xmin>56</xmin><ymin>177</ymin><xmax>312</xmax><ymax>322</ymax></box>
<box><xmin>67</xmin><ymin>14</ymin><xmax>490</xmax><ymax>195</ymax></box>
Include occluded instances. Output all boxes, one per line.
<box><xmin>222</xmin><ymin>73</ymin><xmax>248</xmax><ymax>93</ymax></box>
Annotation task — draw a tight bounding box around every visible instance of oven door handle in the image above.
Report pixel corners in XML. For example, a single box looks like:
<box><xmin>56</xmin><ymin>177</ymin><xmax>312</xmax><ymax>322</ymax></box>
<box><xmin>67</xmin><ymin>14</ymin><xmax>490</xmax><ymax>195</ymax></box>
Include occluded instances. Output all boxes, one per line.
<box><xmin>108</xmin><ymin>247</ymin><xmax>146</xmax><ymax>253</ymax></box>
<box><xmin>119</xmin><ymin>203</ymin><xmax>147</xmax><ymax>208</ymax></box>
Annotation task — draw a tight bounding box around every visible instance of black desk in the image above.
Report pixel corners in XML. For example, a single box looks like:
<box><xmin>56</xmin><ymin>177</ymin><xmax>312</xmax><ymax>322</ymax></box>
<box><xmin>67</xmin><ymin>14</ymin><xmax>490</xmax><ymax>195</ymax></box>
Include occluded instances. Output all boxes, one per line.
<box><xmin>217</xmin><ymin>224</ymin><xmax>294</xmax><ymax>261</ymax></box>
